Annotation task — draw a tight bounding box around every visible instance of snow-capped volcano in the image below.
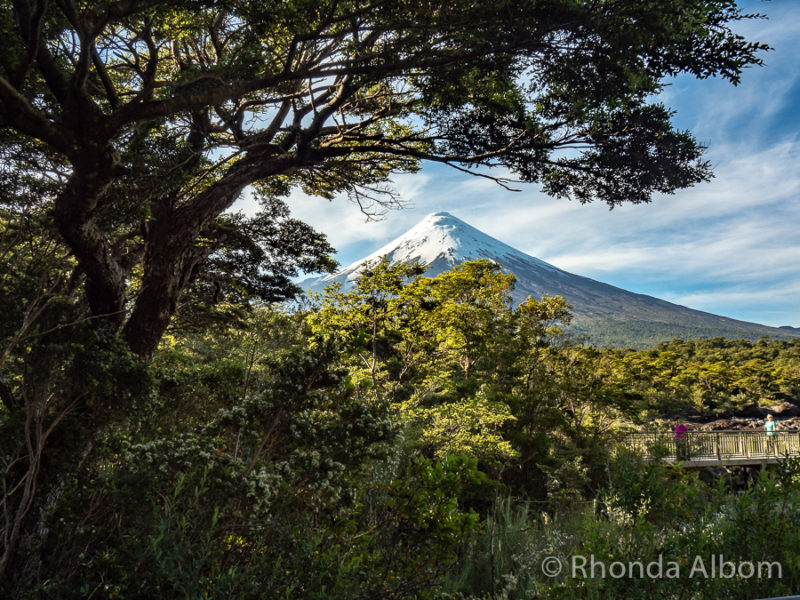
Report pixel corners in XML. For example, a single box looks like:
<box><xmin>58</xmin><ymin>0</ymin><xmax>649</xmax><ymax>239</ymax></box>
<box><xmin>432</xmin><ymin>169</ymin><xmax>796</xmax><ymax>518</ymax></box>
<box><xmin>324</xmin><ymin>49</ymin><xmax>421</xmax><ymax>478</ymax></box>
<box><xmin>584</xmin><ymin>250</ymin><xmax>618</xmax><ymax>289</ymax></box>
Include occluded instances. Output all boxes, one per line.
<box><xmin>302</xmin><ymin>212</ymin><xmax>799</xmax><ymax>347</ymax></box>
<box><xmin>307</xmin><ymin>211</ymin><xmax>560</xmax><ymax>286</ymax></box>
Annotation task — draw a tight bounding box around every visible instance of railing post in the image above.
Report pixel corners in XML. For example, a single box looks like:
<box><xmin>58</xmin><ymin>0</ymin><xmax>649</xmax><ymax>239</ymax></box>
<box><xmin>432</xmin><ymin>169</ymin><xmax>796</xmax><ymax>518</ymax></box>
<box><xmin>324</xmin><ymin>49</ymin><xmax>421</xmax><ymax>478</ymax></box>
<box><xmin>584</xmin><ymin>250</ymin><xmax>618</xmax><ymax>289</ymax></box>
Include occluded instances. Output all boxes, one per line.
<box><xmin>716</xmin><ymin>432</ymin><xmax>721</xmax><ymax>460</ymax></box>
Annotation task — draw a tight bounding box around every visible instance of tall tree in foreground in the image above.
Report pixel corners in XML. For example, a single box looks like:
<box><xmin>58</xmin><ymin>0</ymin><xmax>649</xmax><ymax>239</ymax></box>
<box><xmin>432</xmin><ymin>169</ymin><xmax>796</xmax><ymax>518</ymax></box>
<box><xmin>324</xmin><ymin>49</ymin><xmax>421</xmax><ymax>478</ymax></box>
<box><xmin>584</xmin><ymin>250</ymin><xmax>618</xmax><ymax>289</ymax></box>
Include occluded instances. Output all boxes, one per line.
<box><xmin>0</xmin><ymin>1</ymin><xmax>770</xmax><ymax>590</ymax></box>
<box><xmin>0</xmin><ymin>0</ymin><xmax>766</xmax><ymax>357</ymax></box>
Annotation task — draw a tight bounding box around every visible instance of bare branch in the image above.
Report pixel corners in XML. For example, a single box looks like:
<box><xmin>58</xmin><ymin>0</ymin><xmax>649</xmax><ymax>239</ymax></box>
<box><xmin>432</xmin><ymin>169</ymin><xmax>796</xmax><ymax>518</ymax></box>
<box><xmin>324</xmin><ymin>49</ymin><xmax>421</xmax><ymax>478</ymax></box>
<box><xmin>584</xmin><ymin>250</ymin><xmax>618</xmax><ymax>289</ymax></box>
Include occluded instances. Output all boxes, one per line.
<box><xmin>91</xmin><ymin>46</ymin><xmax>120</xmax><ymax>108</ymax></box>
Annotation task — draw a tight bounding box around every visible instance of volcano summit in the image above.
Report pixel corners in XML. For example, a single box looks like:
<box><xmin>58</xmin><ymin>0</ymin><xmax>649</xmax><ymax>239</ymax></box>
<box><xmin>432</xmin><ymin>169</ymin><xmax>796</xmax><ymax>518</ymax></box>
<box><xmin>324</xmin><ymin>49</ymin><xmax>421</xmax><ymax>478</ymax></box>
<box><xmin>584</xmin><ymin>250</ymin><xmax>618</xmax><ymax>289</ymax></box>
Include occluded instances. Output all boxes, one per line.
<box><xmin>301</xmin><ymin>212</ymin><xmax>799</xmax><ymax>348</ymax></box>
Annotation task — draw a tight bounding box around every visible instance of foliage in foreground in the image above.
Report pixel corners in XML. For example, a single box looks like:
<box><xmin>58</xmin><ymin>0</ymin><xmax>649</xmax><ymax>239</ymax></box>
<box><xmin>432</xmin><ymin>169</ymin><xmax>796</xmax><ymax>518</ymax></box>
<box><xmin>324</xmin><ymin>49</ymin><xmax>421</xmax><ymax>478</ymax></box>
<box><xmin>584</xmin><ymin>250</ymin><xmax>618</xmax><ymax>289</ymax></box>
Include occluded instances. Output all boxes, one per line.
<box><xmin>2</xmin><ymin>259</ymin><xmax>800</xmax><ymax>598</ymax></box>
<box><xmin>8</xmin><ymin>314</ymin><xmax>485</xmax><ymax>599</ymax></box>
<box><xmin>0</xmin><ymin>0</ymin><xmax>766</xmax><ymax>358</ymax></box>
<box><xmin>0</xmin><ymin>1</ymin><xmax>780</xmax><ymax>595</ymax></box>
<box><xmin>445</xmin><ymin>455</ymin><xmax>800</xmax><ymax>600</ymax></box>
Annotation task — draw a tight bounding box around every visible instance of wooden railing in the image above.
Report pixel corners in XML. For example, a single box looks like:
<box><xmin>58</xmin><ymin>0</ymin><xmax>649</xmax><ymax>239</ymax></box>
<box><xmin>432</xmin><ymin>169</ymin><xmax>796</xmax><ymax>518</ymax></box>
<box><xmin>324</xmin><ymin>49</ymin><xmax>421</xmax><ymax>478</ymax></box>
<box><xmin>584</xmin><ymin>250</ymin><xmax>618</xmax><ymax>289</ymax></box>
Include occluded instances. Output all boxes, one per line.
<box><xmin>621</xmin><ymin>431</ymin><xmax>800</xmax><ymax>463</ymax></box>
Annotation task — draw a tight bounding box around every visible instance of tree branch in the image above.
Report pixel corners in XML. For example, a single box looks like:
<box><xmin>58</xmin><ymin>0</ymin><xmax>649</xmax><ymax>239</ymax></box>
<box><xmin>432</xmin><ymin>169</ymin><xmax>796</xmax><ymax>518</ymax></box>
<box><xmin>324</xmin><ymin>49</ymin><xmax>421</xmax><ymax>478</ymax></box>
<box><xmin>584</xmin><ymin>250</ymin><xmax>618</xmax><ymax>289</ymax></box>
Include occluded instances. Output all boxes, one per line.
<box><xmin>0</xmin><ymin>76</ymin><xmax>72</xmax><ymax>153</ymax></box>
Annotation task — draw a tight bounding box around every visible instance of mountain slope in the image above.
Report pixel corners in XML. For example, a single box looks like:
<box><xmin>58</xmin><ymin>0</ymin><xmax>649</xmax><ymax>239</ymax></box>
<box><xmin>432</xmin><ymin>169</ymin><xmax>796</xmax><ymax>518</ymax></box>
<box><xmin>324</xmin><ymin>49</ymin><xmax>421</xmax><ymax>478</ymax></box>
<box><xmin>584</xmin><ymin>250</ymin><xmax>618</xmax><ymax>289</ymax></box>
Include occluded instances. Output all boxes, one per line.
<box><xmin>301</xmin><ymin>212</ymin><xmax>799</xmax><ymax>348</ymax></box>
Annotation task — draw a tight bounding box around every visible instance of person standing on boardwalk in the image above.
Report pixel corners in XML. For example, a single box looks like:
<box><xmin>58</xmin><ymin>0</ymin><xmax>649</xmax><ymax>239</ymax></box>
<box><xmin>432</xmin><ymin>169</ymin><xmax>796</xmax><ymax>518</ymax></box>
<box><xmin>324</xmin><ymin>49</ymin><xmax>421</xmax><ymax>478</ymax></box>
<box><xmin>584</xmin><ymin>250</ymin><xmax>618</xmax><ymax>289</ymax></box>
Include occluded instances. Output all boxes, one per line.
<box><xmin>765</xmin><ymin>414</ymin><xmax>777</xmax><ymax>454</ymax></box>
<box><xmin>765</xmin><ymin>414</ymin><xmax>776</xmax><ymax>436</ymax></box>
<box><xmin>674</xmin><ymin>422</ymin><xmax>689</xmax><ymax>460</ymax></box>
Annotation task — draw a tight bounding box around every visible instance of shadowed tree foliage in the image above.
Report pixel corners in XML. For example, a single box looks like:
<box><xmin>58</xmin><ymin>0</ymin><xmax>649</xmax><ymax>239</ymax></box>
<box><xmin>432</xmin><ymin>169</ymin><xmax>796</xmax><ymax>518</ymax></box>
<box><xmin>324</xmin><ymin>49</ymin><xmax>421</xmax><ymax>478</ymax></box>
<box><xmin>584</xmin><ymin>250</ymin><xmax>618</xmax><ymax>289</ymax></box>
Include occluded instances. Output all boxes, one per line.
<box><xmin>0</xmin><ymin>1</ymin><xmax>773</xmax><ymax>594</ymax></box>
<box><xmin>0</xmin><ymin>0</ymin><xmax>767</xmax><ymax>356</ymax></box>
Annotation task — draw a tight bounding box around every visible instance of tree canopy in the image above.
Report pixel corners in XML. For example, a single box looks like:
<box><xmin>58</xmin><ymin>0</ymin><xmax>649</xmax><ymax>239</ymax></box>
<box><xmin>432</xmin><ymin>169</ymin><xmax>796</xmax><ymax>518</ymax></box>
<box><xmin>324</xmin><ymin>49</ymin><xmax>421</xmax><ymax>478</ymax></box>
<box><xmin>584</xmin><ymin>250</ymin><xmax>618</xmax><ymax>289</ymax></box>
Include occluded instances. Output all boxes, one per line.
<box><xmin>3</xmin><ymin>250</ymin><xmax>800</xmax><ymax>595</ymax></box>
<box><xmin>0</xmin><ymin>0</ymin><xmax>767</xmax><ymax>355</ymax></box>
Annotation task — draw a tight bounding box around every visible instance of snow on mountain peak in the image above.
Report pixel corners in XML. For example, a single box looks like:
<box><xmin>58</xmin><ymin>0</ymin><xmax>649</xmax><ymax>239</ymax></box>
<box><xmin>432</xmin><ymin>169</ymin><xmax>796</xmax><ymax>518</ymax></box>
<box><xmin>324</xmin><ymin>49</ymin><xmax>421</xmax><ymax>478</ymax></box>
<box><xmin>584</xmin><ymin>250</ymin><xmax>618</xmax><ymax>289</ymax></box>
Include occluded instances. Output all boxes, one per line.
<box><xmin>299</xmin><ymin>212</ymin><xmax>800</xmax><ymax>348</ymax></box>
<box><xmin>314</xmin><ymin>211</ymin><xmax>559</xmax><ymax>285</ymax></box>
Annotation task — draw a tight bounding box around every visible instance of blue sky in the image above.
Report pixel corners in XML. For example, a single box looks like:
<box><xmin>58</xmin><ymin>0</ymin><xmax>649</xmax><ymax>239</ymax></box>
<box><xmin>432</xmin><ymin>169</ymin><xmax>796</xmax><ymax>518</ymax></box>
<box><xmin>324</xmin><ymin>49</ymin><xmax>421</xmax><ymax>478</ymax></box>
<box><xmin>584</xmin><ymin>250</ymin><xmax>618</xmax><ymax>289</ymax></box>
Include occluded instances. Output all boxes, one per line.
<box><xmin>256</xmin><ymin>0</ymin><xmax>800</xmax><ymax>328</ymax></box>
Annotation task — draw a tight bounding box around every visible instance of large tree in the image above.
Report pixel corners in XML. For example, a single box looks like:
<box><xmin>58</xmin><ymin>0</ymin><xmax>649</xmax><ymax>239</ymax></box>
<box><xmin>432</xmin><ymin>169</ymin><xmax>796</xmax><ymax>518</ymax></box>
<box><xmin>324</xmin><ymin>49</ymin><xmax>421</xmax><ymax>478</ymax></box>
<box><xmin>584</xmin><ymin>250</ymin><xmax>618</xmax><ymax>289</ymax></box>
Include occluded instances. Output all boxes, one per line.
<box><xmin>0</xmin><ymin>0</ymin><xmax>767</xmax><ymax>356</ymax></box>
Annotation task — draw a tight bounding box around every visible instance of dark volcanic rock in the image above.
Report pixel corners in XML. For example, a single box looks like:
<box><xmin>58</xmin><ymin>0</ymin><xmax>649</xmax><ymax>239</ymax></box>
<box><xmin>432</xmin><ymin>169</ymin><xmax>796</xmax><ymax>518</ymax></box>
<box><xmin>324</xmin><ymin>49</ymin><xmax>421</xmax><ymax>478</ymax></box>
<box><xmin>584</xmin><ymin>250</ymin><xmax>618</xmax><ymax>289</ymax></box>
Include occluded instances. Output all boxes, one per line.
<box><xmin>697</xmin><ymin>419</ymin><xmax>761</xmax><ymax>431</ymax></box>
<box><xmin>697</xmin><ymin>416</ymin><xmax>800</xmax><ymax>431</ymax></box>
<box><xmin>735</xmin><ymin>405</ymin><xmax>769</xmax><ymax>419</ymax></box>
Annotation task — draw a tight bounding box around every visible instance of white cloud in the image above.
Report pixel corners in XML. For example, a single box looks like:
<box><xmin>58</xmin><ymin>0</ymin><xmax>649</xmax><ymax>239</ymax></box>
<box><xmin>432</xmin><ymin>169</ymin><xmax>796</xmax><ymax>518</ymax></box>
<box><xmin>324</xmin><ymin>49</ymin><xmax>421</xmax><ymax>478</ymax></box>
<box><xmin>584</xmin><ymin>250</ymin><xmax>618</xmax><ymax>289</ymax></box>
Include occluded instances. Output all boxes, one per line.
<box><xmin>671</xmin><ymin>282</ymin><xmax>800</xmax><ymax>311</ymax></box>
<box><xmin>237</xmin><ymin>1</ymin><xmax>800</xmax><ymax>327</ymax></box>
<box><xmin>287</xmin><ymin>128</ymin><xmax>800</xmax><ymax>326</ymax></box>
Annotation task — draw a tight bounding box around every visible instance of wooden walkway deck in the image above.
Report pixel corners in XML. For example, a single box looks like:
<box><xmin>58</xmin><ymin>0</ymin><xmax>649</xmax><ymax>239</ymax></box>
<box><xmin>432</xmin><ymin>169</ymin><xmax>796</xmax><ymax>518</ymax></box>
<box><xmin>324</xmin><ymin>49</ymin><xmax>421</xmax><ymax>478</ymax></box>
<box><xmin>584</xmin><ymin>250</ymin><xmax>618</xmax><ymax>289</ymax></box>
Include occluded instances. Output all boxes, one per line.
<box><xmin>621</xmin><ymin>431</ymin><xmax>800</xmax><ymax>467</ymax></box>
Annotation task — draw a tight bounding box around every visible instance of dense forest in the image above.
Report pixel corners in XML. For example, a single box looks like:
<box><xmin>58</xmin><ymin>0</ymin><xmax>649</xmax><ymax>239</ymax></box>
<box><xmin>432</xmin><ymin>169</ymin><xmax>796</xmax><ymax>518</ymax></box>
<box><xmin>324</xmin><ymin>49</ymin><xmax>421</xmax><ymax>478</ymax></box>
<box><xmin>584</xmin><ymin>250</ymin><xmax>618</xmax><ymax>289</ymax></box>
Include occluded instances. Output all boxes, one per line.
<box><xmin>0</xmin><ymin>0</ymin><xmax>793</xmax><ymax>598</ymax></box>
<box><xmin>3</xmin><ymin>251</ymin><xmax>800</xmax><ymax>598</ymax></box>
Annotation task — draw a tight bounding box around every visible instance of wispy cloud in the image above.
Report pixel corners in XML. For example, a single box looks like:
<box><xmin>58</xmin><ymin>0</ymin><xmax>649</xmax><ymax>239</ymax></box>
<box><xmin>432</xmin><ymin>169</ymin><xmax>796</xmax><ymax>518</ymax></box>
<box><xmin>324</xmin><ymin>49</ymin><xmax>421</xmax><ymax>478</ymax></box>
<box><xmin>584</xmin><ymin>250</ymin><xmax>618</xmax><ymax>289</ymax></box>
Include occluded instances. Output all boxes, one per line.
<box><xmin>482</xmin><ymin>138</ymin><xmax>800</xmax><ymax>326</ymax></box>
<box><xmin>238</xmin><ymin>1</ymin><xmax>800</xmax><ymax>328</ymax></box>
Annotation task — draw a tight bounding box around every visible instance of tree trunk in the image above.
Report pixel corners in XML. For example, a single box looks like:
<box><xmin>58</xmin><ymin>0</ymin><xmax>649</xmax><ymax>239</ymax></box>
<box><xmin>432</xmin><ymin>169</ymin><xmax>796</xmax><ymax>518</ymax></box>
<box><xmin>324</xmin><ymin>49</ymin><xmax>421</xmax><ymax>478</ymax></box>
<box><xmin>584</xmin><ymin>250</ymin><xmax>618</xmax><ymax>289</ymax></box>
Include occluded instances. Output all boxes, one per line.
<box><xmin>53</xmin><ymin>162</ymin><xmax>127</xmax><ymax>325</ymax></box>
<box><xmin>122</xmin><ymin>232</ymin><xmax>208</xmax><ymax>358</ymax></box>
<box><xmin>122</xmin><ymin>166</ymin><xmax>258</xmax><ymax>356</ymax></box>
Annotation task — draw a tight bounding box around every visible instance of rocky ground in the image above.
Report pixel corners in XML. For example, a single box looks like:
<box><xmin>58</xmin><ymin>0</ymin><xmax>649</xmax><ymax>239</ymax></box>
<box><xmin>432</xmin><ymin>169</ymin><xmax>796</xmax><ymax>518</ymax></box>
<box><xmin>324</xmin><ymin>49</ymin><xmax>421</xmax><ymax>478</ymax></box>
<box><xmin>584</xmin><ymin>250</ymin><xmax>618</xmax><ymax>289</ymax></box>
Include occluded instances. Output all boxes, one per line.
<box><xmin>681</xmin><ymin>401</ymin><xmax>800</xmax><ymax>431</ymax></box>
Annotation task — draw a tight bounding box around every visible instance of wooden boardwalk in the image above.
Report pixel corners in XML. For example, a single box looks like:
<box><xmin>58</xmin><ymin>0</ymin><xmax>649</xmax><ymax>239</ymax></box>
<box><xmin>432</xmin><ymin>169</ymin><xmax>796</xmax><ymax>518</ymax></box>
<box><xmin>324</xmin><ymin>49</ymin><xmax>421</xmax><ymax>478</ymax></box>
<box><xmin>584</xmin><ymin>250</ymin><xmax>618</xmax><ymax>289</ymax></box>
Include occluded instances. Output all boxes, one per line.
<box><xmin>621</xmin><ymin>431</ymin><xmax>800</xmax><ymax>467</ymax></box>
